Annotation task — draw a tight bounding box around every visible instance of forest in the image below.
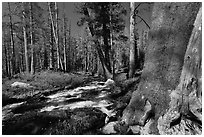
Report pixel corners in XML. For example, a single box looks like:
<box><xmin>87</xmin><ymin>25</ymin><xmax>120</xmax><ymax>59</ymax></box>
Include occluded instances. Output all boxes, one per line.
<box><xmin>2</xmin><ymin>2</ymin><xmax>134</xmax><ymax>78</ymax></box>
<box><xmin>1</xmin><ymin>2</ymin><xmax>202</xmax><ymax>135</ymax></box>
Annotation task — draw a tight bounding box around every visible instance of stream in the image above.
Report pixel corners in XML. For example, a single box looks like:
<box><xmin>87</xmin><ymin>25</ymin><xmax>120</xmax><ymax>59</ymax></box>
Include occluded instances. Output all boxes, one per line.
<box><xmin>2</xmin><ymin>80</ymin><xmax>122</xmax><ymax>135</ymax></box>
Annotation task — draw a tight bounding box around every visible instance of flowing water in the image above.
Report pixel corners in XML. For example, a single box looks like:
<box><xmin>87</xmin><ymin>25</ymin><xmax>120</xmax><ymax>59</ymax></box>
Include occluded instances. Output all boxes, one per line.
<box><xmin>2</xmin><ymin>80</ymin><xmax>118</xmax><ymax>134</ymax></box>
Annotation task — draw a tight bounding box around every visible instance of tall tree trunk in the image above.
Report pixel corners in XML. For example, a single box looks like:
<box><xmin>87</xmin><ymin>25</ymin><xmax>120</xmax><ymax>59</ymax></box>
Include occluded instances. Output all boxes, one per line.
<box><xmin>43</xmin><ymin>46</ymin><xmax>48</xmax><ymax>70</ymax></box>
<box><xmin>67</xmin><ymin>20</ymin><xmax>71</xmax><ymax>72</ymax></box>
<box><xmin>29</xmin><ymin>2</ymin><xmax>35</xmax><ymax>75</ymax></box>
<box><xmin>158</xmin><ymin>6</ymin><xmax>202</xmax><ymax>135</ymax></box>
<box><xmin>3</xmin><ymin>40</ymin><xmax>9</xmax><ymax>77</ymax></box>
<box><xmin>82</xmin><ymin>6</ymin><xmax>112</xmax><ymax>80</ymax></box>
<box><xmin>129</xmin><ymin>3</ymin><xmax>150</xmax><ymax>78</ymax></box>
<box><xmin>122</xmin><ymin>2</ymin><xmax>201</xmax><ymax>135</ymax></box>
<box><xmin>128</xmin><ymin>2</ymin><xmax>136</xmax><ymax>78</ymax></box>
<box><xmin>20</xmin><ymin>46</ymin><xmax>24</xmax><ymax>72</ymax></box>
<box><xmin>9</xmin><ymin>56</ymin><xmax>12</xmax><ymax>77</ymax></box>
<box><xmin>63</xmin><ymin>9</ymin><xmax>67</xmax><ymax>72</ymax></box>
<box><xmin>8</xmin><ymin>2</ymin><xmax>16</xmax><ymax>76</ymax></box>
<box><xmin>102</xmin><ymin>23</ymin><xmax>111</xmax><ymax>72</ymax></box>
<box><xmin>22</xmin><ymin>2</ymin><xmax>29</xmax><ymax>74</ymax></box>
<box><xmin>93</xmin><ymin>50</ymin><xmax>98</xmax><ymax>75</ymax></box>
<box><xmin>101</xmin><ymin>4</ymin><xmax>111</xmax><ymax>73</ymax></box>
<box><xmin>55</xmin><ymin>2</ymin><xmax>60</xmax><ymax>70</ymax></box>
<box><xmin>84</xmin><ymin>38</ymin><xmax>88</xmax><ymax>72</ymax></box>
<box><xmin>42</xmin><ymin>30</ymin><xmax>48</xmax><ymax>70</ymax></box>
<box><xmin>48</xmin><ymin>2</ymin><xmax>63</xmax><ymax>70</ymax></box>
<box><xmin>49</xmin><ymin>22</ymin><xmax>54</xmax><ymax>70</ymax></box>
<box><xmin>21</xmin><ymin>51</ymin><xmax>24</xmax><ymax>72</ymax></box>
<box><xmin>109</xmin><ymin>3</ymin><xmax>115</xmax><ymax>79</ymax></box>
<box><xmin>55</xmin><ymin>2</ymin><xmax>63</xmax><ymax>70</ymax></box>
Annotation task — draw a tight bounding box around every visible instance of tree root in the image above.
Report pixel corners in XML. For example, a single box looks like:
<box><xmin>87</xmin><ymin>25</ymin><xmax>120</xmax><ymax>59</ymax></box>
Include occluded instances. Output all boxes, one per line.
<box><xmin>157</xmin><ymin>89</ymin><xmax>202</xmax><ymax>135</ymax></box>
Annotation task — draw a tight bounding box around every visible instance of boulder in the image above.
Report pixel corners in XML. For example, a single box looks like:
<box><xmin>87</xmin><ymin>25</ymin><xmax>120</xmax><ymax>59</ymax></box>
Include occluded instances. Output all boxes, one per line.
<box><xmin>104</xmin><ymin>79</ymin><xmax>115</xmax><ymax>87</ymax></box>
<box><xmin>11</xmin><ymin>82</ymin><xmax>33</xmax><ymax>88</ymax></box>
<box><xmin>102</xmin><ymin>121</ymin><xmax>118</xmax><ymax>134</ymax></box>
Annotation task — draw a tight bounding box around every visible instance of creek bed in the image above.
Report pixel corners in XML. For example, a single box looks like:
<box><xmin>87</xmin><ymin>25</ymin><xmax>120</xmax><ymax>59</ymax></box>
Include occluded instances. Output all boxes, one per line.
<box><xmin>2</xmin><ymin>80</ymin><xmax>119</xmax><ymax>135</ymax></box>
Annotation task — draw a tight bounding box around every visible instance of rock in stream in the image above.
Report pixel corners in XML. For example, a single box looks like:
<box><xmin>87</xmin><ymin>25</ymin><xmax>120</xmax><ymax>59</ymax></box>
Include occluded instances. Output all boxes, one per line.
<box><xmin>2</xmin><ymin>80</ymin><xmax>120</xmax><ymax>135</ymax></box>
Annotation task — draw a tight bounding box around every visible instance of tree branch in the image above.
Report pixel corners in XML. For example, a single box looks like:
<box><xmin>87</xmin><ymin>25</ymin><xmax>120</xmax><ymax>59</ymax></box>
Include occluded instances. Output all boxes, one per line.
<box><xmin>135</xmin><ymin>3</ymin><xmax>142</xmax><ymax>10</ymax></box>
<box><xmin>136</xmin><ymin>14</ymin><xmax>150</xmax><ymax>29</ymax></box>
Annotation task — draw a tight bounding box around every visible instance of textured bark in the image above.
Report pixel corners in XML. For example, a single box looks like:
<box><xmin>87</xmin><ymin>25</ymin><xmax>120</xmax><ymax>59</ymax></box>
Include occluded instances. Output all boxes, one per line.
<box><xmin>109</xmin><ymin>4</ymin><xmax>114</xmax><ymax>76</ymax></box>
<box><xmin>49</xmin><ymin>22</ymin><xmax>54</xmax><ymax>70</ymax></box>
<box><xmin>55</xmin><ymin>2</ymin><xmax>62</xmax><ymax>70</ymax></box>
<box><xmin>129</xmin><ymin>2</ymin><xmax>136</xmax><ymax>78</ymax></box>
<box><xmin>67</xmin><ymin>21</ymin><xmax>71</xmax><ymax>72</ymax></box>
<box><xmin>158</xmin><ymin>6</ymin><xmax>202</xmax><ymax>135</ymax></box>
<box><xmin>30</xmin><ymin>2</ymin><xmax>35</xmax><ymax>75</ymax></box>
<box><xmin>3</xmin><ymin>38</ymin><xmax>9</xmax><ymax>76</ymax></box>
<box><xmin>63</xmin><ymin>11</ymin><xmax>67</xmax><ymax>72</ymax></box>
<box><xmin>102</xmin><ymin>22</ymin><xmax>111</xmax><ymax>72</ymax></box>
<box><xmin>122</xmin><ymin>2</ymin><xmax>201</xmax><ymax>134</ymax></box>
<box><xmin>82</xmin><ymin>7</ymin><xmax>112</xmax><ymax>80</ymax></box>
<box><xmin>8</xmin><ymin>2</ymin><xmax>16</xmax><ymax>75</ymax></box>
<box><xmin>48</xmin><ymin>2</ymin><xmax>63</xmax><ymax>70</ymax></box>
<box><xmin>22</xmin><ymin>2</ymin><xmax>29</xmax><ymax>74</ymax></box>
<box><xmin>43</xmin><ymin>43</ymin><xmax>48</xmax><ymax>70</ymax></box>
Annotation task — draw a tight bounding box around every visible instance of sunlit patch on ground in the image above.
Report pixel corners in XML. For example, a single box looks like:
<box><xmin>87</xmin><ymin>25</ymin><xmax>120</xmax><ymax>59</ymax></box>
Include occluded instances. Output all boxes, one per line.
<box><xmin>2</xmin><ymin>80</ymin><xmax>118</xmax><ymax>135</ymax></box>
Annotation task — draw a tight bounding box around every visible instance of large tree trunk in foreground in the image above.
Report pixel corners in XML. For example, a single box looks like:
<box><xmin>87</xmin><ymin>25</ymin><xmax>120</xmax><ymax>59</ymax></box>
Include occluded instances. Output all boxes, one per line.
<box><xmin>158</xmin><ymin>6</ymin><xmax>202</xmax><ymax>135</ymax></box>
<box><xmin>122</xmin><ymin>2</ymin><xmax>201</xmax><ymax>135</ymax></box>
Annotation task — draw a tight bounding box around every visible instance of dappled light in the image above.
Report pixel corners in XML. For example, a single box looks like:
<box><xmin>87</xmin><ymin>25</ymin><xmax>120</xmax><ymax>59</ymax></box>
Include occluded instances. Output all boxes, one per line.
<box><xmin>2</xmin><ymin>2</ymin><xmax>202</xmax><ymax>135</ymax></box>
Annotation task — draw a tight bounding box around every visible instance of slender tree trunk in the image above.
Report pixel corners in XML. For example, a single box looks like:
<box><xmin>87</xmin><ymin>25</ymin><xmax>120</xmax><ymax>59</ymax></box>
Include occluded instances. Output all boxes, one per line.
<box><xmin>20</xmin><ymin>50</ymin><xmax>24</xmax><ymax>72</ymax></box>
<box><xmin>9</xmin><ymin>56</ymin><xmax>12</xmax><ymax>77</ymax></box>
<box><xmin>7</xmin><ymin>50</ymin><xmax>11</xmax><ymax>77</ymax></box>
<box><xmin>3</xmin><ymin>42</ymin><xmax>9</xmax><ymax>77</ymax></box>
<box><xmin>55</xmin><ymin>2</ymin><xmax>63</xmax><ymax>70</ymax></box>
<box><xmin>22</xmin><ymin>2</ymin><xmax>29</xmax><ymax>74</ymax></box>
<box><xmin>84</xmin><ymin>38</ymin><xmax>88</xmax><ymax>72</ymax></box>
<box><xmin>42</xmin><ymin>30</ymin><xmax>48</xmax><ymax>70</ymax></box>
<box><xmin>63</xmin><ymin>11</ymin><xmax>67</xmax><ymax>72</ymax></box>
<box><xmin>67</xmin><ymin>21</ymin><xmax>71</xmax><ymax>72</ymax></box>
<box><xmin>109</xmin><ymin>3</ymin><xmax>115</xmax><ymax>79</ymax></box>
<box><xmin>49</xmin><ymin>22</ymin><xmax>54</xmax><ymax>70</ymax></box>
<box><xmin>8</xmin><ymin>2</ymin><xmax>16</xmax><ymax>76</ymax></box>
<box><xmin>30</xmin><ymin>2</ymin><xmax>35</xmax><ymax>75</ymax></box>
<box><xmin>2</xmin><ymin>31</ymin><xmax>9</xmax><ymax>76</ymax></box>
<box><xmin>92</xmin><ymin>49</ymin><xmax>98</xmax><ymax>75</ymax></box>
<box><xmin>48</xmin><ymin>2</ymin><xmax>63</xmax><ymax>70</ymax></box>
<box><xmin>129</xmin><ymin>2</ymin><xmax>136</xmax><ymax>78</ymax></box>
<box><xmin>129</xmin><ymin>3</ymin><xmax>150</xmax><ymax>78</ymax></box>
<box><xmin>43</xmin><ymin>46</ymin><xmax>48</xmax><ymax>70</ymax></box>
<box><xmin>102</xmin><ymin>23</ymin><xmax>111</xmax><ymax>72</ymax></box>
<box><xmin>55</xmin><ymin>2</ymin><xmax>60</xmax><ymax>70</ymax></box>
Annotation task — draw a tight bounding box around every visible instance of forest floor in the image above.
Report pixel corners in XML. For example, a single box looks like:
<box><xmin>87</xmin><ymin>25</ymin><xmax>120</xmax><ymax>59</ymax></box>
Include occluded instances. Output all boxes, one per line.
<box><xmin>2</xmin><ymin>70</ymin><xmax>139</xmax><ymax>135</ymax></box>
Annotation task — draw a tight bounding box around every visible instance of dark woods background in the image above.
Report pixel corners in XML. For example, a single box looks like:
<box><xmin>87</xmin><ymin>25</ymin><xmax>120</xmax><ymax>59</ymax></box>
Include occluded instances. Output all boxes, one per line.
<box><xmin>2</xmin><ymin>2</ymin><xmax>152</xmax><ymax>80</ymax></box>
